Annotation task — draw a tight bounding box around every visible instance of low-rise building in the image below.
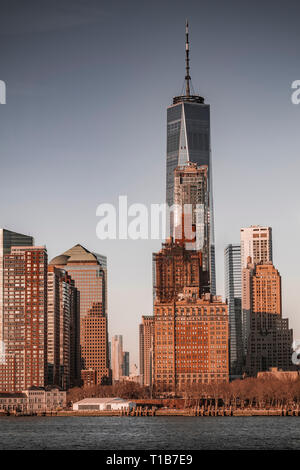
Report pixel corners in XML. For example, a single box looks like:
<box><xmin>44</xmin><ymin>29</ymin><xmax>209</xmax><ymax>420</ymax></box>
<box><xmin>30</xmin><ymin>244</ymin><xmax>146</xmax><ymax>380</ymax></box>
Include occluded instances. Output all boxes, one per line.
<box><xmin>72</xmin><ymin>397</ymin><xmax>136</xmax><ymax>411</ymax></box>
<box><xmin>0</xmin><ymin>393</ymin><xmax>27</xmax><ymax>413</ymax></box>
<box><xmin>24</xmin><ymin>386</ymin><xmax>67</xmax><ymax>412</ymax></box>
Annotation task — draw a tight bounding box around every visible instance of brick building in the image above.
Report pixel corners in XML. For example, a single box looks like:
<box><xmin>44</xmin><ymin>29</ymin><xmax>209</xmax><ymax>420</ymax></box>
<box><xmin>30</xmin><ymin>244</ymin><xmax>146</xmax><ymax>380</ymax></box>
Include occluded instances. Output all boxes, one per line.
<box><xmin>0</xmin><ymin>246</ymin><xmax>47</xmax><ymax>392</ymax></box>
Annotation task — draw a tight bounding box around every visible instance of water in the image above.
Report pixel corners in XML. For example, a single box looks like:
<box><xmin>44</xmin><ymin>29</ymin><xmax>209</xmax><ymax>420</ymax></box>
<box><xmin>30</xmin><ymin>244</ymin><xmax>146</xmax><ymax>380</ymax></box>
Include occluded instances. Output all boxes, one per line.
<box><xmin>0</xmin><ymin>416</ymin><xmax>299</xmax><ymax>450</ymax></box>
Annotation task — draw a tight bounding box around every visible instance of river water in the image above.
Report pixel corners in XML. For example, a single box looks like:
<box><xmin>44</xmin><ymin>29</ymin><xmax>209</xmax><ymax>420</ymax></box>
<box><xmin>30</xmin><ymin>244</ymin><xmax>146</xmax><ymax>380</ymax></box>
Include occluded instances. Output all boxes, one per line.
<box><xmin>0</xmin><ymin>416</ymin><xmax>298</xmax><ymax>450</ymax></box>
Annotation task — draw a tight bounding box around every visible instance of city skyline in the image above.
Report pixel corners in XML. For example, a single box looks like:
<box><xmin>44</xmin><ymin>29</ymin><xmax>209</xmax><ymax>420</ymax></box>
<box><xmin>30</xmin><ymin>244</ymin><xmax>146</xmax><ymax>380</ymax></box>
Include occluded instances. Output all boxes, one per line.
<box><xmin>0</xmin><ymin>0</ymin><xmax>300</xmax><ymax>366</ymax></box>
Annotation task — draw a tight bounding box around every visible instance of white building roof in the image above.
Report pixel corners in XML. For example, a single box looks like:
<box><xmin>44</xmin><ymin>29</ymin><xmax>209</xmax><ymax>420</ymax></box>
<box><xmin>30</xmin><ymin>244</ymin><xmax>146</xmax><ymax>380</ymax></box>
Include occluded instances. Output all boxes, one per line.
<box><xmin>73</xmin><ymin>397</ymin><xmax>134</xmax><ymax>405</ymax></box>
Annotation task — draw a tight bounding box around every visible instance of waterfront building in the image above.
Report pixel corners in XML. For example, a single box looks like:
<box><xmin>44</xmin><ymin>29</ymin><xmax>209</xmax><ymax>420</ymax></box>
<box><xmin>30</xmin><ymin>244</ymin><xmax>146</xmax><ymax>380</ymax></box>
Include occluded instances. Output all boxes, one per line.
<box><xmin>49</xmin><ymin>244</ymin><xmax>110</xmax><ymax>386</ymax></box>
<box><xmin>139</xmin><ymin>315</ymin><xmax>154</xmax><ymax>387</ymax></box>
<box><xmin>224</xmin><ymin>244</ymin><xmax>243</xmax><ymax>378</ymax></box>
<box><xmin>72</xmin><ymin>397</ymin><xmax>136</xmax><ymax>411</ymax></box>
<box><xmin>154</xmin><ymin>290</ymin><xmax>229</xmax><ymax>391</ymax></box>
<box><xmin>0</xmin><ymin>245</ymin><xmax>47</xmax><ymax>392</ymax></box>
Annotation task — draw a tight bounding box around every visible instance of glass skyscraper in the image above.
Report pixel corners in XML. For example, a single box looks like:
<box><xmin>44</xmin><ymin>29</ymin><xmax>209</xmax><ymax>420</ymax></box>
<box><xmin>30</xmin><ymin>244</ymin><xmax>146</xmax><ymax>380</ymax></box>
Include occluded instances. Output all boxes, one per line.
<box><xmin>224</xmin><ymin>244</ymin><xmax>243</xmax><ymax>377</ymax></box>
<box><xmin>166</xmin><ymin>22</ymin><xmax>216</xmax><ymax>294</ymax></box>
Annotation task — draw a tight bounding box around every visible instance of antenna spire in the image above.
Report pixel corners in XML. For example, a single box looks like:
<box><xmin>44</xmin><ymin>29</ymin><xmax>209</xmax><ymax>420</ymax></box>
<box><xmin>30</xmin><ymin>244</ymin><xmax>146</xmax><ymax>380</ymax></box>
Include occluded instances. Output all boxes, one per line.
<box><xmin>185</xmin><ymin>19</ymin><xmax>191</xmax><ymax>96</ymax></box>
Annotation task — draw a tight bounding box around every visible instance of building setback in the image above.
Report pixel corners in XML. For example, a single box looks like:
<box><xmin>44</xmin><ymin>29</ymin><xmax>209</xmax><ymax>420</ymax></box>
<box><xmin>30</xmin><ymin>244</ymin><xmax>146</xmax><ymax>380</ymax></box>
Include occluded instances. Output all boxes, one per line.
<box><xmin>242</xmin><ymin>259</ymin><xmax>293</xmax><ymax>376</ymax></box>
<box><xmin>0</xmin><ymin>246</ymin><xmax>47</xmax><ymax>392</ymax></box>
<box><xmin>50</xmin><ymin>244</ymin><xmax>110</xmax><ymax>386</ymax></box>
<box><xmin>154</xmin><ymin>238</ymin><xmax>208</xmax><ymax>303</ymax></box>
<box><xmin>240</xmin><ymin>226</ymin><xmax>272</xmax><ymax>269</ymax></box>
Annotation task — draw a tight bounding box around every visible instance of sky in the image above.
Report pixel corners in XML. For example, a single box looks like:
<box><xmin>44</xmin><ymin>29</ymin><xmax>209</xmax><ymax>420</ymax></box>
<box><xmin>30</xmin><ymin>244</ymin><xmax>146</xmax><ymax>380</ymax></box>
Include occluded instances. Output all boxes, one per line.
<box><xmin>0</xmin><ymin>0</ymin><xmax>299</xmax><ymax>367</ymax></box>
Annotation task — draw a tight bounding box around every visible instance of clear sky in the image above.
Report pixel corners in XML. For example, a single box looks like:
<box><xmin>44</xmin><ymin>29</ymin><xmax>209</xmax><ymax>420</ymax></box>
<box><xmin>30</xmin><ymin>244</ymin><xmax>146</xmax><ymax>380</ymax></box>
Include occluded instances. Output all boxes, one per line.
<box><xmin>0</xmin><ymin>0</ymin><xmax>299</xmax><ymax>367</ymax></box>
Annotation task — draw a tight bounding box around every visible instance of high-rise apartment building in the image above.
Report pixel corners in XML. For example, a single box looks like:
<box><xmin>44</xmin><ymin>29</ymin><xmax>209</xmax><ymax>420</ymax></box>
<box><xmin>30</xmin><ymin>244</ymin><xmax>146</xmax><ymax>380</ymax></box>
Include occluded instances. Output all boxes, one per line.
<box><xmin>0</xmin><ymin>229</ymin><xmax>34</xmax><ymax>342</ymax></box>
<box><xmin>0</xmin><ymin>246</ymin><xmax>47</xmax><ymax>392</ymax></box>
<box><xmin>166</xmin><ymin>23</ymin><xmax>216</xmax><ymax>294</ymax></box>
<box><xmin>139</xmin><ymin>315</ymin><xmax>154</xmax><ymax>387</ymax></box>
<box><xmin>47</xmin><ymin>266</ymin><xmax>80</xmax><ymax>389</ymax></box>
<box><xmin>154</xmin><ymin>290</ymin><xmax>229</xmax><ymax>391</ymax></box>
<box><xmin>111</xmin><ymin>335</ymin><xmax>123</xmax><ymax>382</ymax></box>
<box><xmin>240</xmin><ymin>226</ymin><xmax>272</xmax><ymax>269</ymax></box>
<box><xmin>224</xmin><ymin>244</ymin><xmax>243</xmax><ymax>378</ymax></box>
<box><xmin>50</xmin><ymin>244</ymin><xmax>110</xmax><ymax>386</ymax></box>
<box><xmin>242</xmin><ymin>259</ymin><xmax>293</xmax><ymax>376</ymax></box>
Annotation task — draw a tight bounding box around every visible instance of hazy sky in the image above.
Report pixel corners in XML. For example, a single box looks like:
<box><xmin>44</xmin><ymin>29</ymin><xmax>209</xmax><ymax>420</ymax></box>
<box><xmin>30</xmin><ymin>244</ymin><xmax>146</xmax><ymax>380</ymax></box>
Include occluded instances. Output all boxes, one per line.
<box><xmin>0</xmin><ymin>0</ymin><xmax>299</xmax><ymax>366</ymax></box>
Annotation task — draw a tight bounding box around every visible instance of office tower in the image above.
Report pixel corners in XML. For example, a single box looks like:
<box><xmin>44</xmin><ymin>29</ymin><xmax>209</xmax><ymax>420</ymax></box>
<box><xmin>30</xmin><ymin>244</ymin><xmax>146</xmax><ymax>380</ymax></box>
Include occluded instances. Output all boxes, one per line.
<box><xmin>242</xmin><ymin>259</ymin><xmax>293</xmax><ymax>376</ymax></box>
<box><xmin>224</xmin><ymin>244</ymin><xmax>243</xmax><ymax>378</ymax></box>
<box><xmin>166</xmin><ymin>22</ymin><xmax>216</xmax><ymax>294</ymax></box>
<box><xmin>111</xmin><ymin>335</ymin><xmax>123</xmax><ymax>382</ymax></box>
<box><xmin>0</xmin><ymin>246</ymin><xmax>47</xmax><ymax>392</ymax></box>
<box><xmin>153</xmin><ymin>290</ymin><xmax>229</xmax><ymax>391</ymax></box>
<box><xmin>122</xmin><ymin>351</ymin><xmax>130</xmax><ymax>377</ymax></box>
<box><xmin>50</xmin><ymin>244</ymin><xmax>110</xmax><ymax>386</ymax></box>
<box><xmin>240</xmin><ymin>226</ymin><xmax>272</xmax><ymax>268</ymax></box>
<box><xmin>173</xmin><ymin>163</ymin><xmax>210</xmax><ymax>265</ymax></box>
<box><xmin>47</xmin><ymin>266</ymin><xmax>80</xmax><ymax>389</ymax></box>
<box><xmin>139</xmin><ymin>315</ymin><xmax>154</xmax><ymax>386</ymax></box>
<box><xmin>154</xmin><ymin>238</ymin><xmax>209</xmax><ymax>303</ymax></box>
<box><xmin>0</xmin><ymin>229</ymin><xmax>34</xmax><ymax>342</ymax></box>
<box><xmin>80</xmin><ymin>304</ymin><xmax>109</xmax><ymax>386</ymax></box>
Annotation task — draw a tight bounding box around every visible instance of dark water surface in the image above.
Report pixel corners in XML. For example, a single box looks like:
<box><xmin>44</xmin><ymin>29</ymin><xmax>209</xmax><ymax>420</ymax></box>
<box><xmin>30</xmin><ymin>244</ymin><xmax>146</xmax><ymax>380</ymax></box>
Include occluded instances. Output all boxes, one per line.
<box><xmin>0</xmin><ymin>416</ymin><xmax>299</xmax><ymax>450</ymax></box>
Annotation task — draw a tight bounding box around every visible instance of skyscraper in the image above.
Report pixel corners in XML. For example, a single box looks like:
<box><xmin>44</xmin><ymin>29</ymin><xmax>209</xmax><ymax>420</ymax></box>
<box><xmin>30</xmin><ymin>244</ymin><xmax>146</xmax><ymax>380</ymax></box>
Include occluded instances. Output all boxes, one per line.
<box><xmin>139</xmin><ymin>315</ymin><xmax>154</xmax><ymax>387</ymax></box>
<box><xmin>166</xmin><ymin>22</ymin><xmax>216</xmax><ymax>294</ymax></box>
<box><xmin>47</xmin><ymin>266</ymin><xmax>80</xmax><ymax>389</ymax></box>
<box><xmin>50</xmin><ymin>244</ymin><xmax>110</xmax><ymax>386</ymax></box>
<box><xmin>0</xmin><ymin>246</ymin><xmax>47</xmax><ymax>392</ymax></box>
<box><xmin>111</xmin><ymin>334</ymin><xmax>123</xmax><ymax>382</ymax></box>
<box><xmin>242</xmin><ymin>260</ymin><xmax>293</xmax><ymax>376</ymax></box>
<box><xmin>240</xmin><ymin>226</ymin><xmax>272</xmax><ymax>269</ymax></box>
<box><xmin>224</xmin><ymin>244</ymin><xmax>243</xmax><ymax>378</ymax></box>
<box><xmin>0</xmin><ymin>229</ymin><xmax>34</xmax><ymax>343</ymax></box>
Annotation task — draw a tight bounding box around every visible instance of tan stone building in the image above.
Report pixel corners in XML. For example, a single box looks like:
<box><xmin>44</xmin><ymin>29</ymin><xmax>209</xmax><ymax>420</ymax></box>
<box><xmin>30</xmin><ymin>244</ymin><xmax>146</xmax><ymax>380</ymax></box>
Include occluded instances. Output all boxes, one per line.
<box><xmin>154</xmin><ymin>290</ymin><xmax>229</xmax><ymax>391</ymax></box>
<box><xmin>242</xmin><ymin>259</ymin><xmax>293</xmax><ymax>376</ymax></box>
<box><xmin>139</xmin><ymin>316</ymin><xmax>154</xmax><ymax>386</ymax></box>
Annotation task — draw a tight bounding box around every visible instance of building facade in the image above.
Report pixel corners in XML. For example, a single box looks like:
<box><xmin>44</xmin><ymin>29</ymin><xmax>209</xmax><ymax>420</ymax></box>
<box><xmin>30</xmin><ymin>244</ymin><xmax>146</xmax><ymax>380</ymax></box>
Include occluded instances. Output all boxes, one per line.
<box><xmin>0</xmin><ymin>229</ymin><xmax>34</xmax><ymax>343</ymax></box>
<box><xmin>224</xmin><ymin>244</ymin><xmax>243</xmax><ymax>378</ymax></box>
<box><xmin>139</xmin><ymin>315</ymin><xmax>154</xmax><ymax>387</ymax></box>
<box><xmin>47</xmin><ymin>266</ymin><xmax>80</xmax><ymax>389</ymax></box>
<box><xmin>50</xmin><ymin>244</ymin><xmax>110</xmax><ymax>386</ymax></box>
<box><xmin>154</xmin><ymin>238</ymin><xmax>208</xmax><ymax>303</ymax></box>
<box><xmin>154</xmin><ymin>291</ymin><xmax>229</xmax><ymax>391</ymax></box>
<box><xmin>242</xmin><ymin>260</ymin><xmax>293</xmax><ymax>376</ymax></box>
<box><xmin>240</xmin><ymin>226</ymin><xmax>272</xmax><ymax>269</ymax></box>
<box><xmin>0</xmin><ymin>246</ymin><xmax>47</xmax><ymax>392</ymax></box>
<box><xmin>111</xmin><ymin>335</ymin><xmax>123</xmax><ymax>382</ymax></box>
